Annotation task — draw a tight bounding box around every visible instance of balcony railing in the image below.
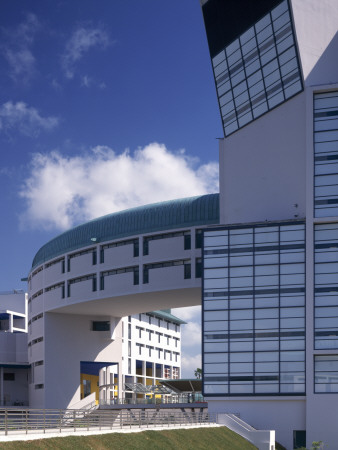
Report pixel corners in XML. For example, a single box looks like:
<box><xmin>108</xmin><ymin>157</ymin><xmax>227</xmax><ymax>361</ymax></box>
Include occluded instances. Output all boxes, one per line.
<box><xmin>0</xmin><ymin>408</ymin><xmax>216</xmax><ymax>436</ymax></box>
<box><xmin>100</xmin><ymin>394</ymin><xmax>205</xmax><ymax>406</ymax></box>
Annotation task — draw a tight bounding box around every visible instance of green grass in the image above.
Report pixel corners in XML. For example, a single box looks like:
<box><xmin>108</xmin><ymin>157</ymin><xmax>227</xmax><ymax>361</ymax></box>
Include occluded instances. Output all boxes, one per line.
<box><xmin>0</xmin><ymin>426</ymin><xmax>258</xmax><ymax>449</ymax></box>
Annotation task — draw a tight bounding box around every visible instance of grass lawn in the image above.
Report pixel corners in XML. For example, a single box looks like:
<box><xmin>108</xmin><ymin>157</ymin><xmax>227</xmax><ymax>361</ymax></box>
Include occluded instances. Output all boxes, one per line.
<box><xmin>0</xmin><ymin>426</ymin><xmax>258</xmax><ymax>449</ymax></box>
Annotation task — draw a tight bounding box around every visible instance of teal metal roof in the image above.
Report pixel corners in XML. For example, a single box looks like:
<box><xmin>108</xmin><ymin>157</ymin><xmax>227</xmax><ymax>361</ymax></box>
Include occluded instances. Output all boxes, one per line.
<box><xmin>151</xmin><ymin>310</ymin><xmax>186</xmax><ymax>325</ymax></box>
<box><xmin>31</xmin><ymin>193</ymin><xmax>219</xmax><ymax>270</ymax></box>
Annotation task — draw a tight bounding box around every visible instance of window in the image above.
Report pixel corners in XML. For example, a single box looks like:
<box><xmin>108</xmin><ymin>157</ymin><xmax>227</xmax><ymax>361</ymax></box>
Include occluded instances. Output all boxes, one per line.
<box><xmin>314</xmin><ymin>91</ymin><xmax>338</xmax><ymax>217</ymax></box>
<box><xmin>314</xmin><ymin>223</ymin><xmax>338</xmax><ymax>349</ymax></box>
<box><xmin>211</xmin><ymin>0</ymin><xmax>302</xmax><ymax>136</ymax></box>
<box><xmin>315</xmin><ymin>355</ymin><xmax>338</xmax><ymax>393</ymax></box>
<box><xmin>45</xmin><ymin>282</ymin><xmax>65</xmax><ymax>299</ymax></box>
<box><xmin>67</xmin><ymin>248</ymin><xmax>96</xmax><ymax>271</ymax></box>
<box><xmin>203</xmin><ymin>222</ymin><xmax>306</xmax><ymax>396</ymax></box>
<box><xmin>184</xmin><ymin>263</ymin><xmax>191</xmax><ymax>279</ymax></box>
<box><xmin>100</xmin><ymin>239</ymin><xmax>139</xmax><ymax>263</ymax></box>
<box><xmin>34</xmin><ymin>360</ymin><xmax>44</xmax><ymax>367</ymax></box>
<box><xmin>68</xmin><ymin>274</ymin><xmax>96</xmax><ymax>297</ymax></box>
<box><xmin>92</xmin><ymin>321</ymin><xmax>110</xmax><ymax>331</ymax></box>
<box><xmin>293</xmin><ymin>430</ymin><xmax>306</xmax><ymax>449</ymax></box>
<box><xmin>143</xmin><ymin>231</ymin><xmax>191</xmax><ymax>255</ymax></box>
<box><xmin>195</xmin><ymin>258</ymin><xmax>202</xmax><ymax>278</ymax></box>
<box><xmin>100</xmin><ymin>266</ymin><xmax>139</xmax><ymax>289</ymax></box>
<box><xmin>35</xmin><ymin>384</ymin><xmax>44</xmax><ymax>390</ymax></box>
<box><xmin>196</xmin><ymin>229</ymin><xmax>203</xmax><ymax>248</ymax></box>
<box><xmin>173</xmin><ymin>367</ymin><xmax>179</xmax><ymax>379</ymax></box>
<box><xmin>4</xmin><ymin>373</ymin><xmax>15</xmax><ymax>381</ymax></box>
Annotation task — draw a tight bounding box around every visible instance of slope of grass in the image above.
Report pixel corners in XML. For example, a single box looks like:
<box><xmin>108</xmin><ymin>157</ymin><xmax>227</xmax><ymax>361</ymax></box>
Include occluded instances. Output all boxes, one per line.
<box><xmin>0</xmin><ymin>426</ymin><xmax>258</xmax><ymax>449</ymax></box>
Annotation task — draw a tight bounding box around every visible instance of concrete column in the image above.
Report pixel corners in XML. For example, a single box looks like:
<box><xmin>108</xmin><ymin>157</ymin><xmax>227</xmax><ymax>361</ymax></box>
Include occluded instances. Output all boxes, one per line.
<box><xmin>0</xmin><ymin>367</ymin><xmax>3</xmax><ymax>406</ymax></box>
<box><xmin>9</xmin><ymin>314</ymin><xmax>13</xmax><ymax>333</ymax></box>
<box><xmin>117</xmin><ymin>363</ymin><xmax>123</xmax><ymax>403</ymax></box>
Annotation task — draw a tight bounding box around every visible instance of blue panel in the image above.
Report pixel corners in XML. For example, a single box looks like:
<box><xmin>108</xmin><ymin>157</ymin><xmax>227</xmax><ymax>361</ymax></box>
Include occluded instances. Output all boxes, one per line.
<box><xmin>80</xmin><ymin>361</ymin><xmax>117</xmax><ymax>376</ymax></box>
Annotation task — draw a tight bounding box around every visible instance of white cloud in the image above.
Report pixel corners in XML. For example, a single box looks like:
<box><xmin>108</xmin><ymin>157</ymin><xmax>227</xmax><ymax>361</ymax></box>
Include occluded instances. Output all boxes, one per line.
<box><xmin>0</xmin><ymin>102</ymin><xmax>59</xmax><ymax>137</ymax></box>
<box><xmin>81</xmin><ymin>75</ymin><xmax>105</xmax><ymax>89</ymax></box>
<box><xmin>181</xmin><ymin>321</ymin><xmax>202</xmax><ymax>348</ymax></box>
<box><xmin>81</xmin><ymin>75</ymin><xmax>92</xmax><ymax>87</ymax></box>
<box><xmin>181</xmin><ymin>354</ymin><xmax>201</xmax><ymax>378</ymax></box>
<box><xmin>19</xmin><ymin>143</ymin><xmax>219</xmax><ymax>230</ymax></box>
<box><xmin>62</xmin><ymin>26</ymin><xmax>110</xmax><ymax>79</ymax></box>
<box><xmin>172</xmin><ymin>306</ymin><xmax>201</xmax><ymax>322</ymax></box>
<box><xmin>1</xmin><ymin>13</ymin><xmax>40</xmax><ymax>82</ymax></box>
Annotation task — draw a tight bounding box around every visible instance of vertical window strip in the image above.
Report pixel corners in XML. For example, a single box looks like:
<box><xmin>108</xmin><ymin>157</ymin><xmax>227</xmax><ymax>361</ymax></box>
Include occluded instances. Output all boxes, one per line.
<box><xmin>314</xmin><ymin>91</ymin><xmax>338</xmax><ymax>217</ymax></box>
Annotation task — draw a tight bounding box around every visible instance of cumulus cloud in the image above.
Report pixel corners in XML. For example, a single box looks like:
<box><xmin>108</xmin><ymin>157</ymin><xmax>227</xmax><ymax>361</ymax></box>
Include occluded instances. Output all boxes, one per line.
<box><xmin>62</xmin><ymin>26</ymin><xmax>110</xmax><ymax>79</ymax></box>
<box><xmin>0</xmin><ymin>102</ymin><xmax>59</xmax><ymax>137</ymax></box>
<box><xmin>181</xmin><ymin>354</ymin><xmax>201</xmax><ymax>378</ymax></box>
<box><xmin>181</xmin><ymin>321</ymin><xmax>202</xmax><ymax>348</ymax></box>
<box><xmin>172</xmin><ymin>306</ymin><xmax>202</xmax><ymax>377</ymax></box>
<box><xmin>172</xmin><ymin>306</ymin><xmax>201</xmax><ymax>322</ymax></box>
<box><xmin>1</xmin><ymin>13</ymin><xmax>40</xmax><ymax>82</ymax></box>
<box><xmin>19</xmin><ymin>143</ymin><xmax>219</xmax><ymax>230</ymax></box>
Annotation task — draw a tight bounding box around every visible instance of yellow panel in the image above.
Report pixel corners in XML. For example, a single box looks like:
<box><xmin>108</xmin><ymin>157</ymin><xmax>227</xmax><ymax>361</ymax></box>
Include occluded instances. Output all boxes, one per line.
<box><xmin>80</xmin><ymin>373</ymin><xmax>99</xmax><ymax>401</ymax></box>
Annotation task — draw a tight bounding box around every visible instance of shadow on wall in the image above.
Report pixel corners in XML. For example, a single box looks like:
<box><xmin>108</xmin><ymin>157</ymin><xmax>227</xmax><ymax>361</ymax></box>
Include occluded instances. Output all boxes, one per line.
<box><xmin>306</xmin><ymin>31</ymin><xmax>338</xmax><ymax>86</ymax></box>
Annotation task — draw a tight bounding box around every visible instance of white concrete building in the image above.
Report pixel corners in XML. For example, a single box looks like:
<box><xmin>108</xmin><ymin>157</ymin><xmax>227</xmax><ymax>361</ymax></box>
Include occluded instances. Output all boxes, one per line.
<box><xmin>99</xmin><ymin>310</ymin><xmax>184</xmax><ymax>405</ymax></box>
<box><xmin>27</xmin><ymin>195</ymin><xmax>219</xmax><ymax>410</ymax></box>
<box><xmin>25</xmin><ymin>0</ymin><xmax>338</xmax><ymax>448</ymax></box>
<box><xmin>0</xmin><ymin>291</ymin><xmax>29</xmax><ymax>407</ymax></box>
<box><xmin>200</xmin><ymin>1</ymin><xmax>338</xmax><ymax>449</ymax></box>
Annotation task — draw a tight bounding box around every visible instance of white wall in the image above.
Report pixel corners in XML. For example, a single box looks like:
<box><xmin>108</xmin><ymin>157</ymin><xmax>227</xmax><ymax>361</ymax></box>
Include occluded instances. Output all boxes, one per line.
<box><xmin>291</xmin><ymin>0</ymin><xmax>338</xmax><ymax>86</ymax></box>
<box><xmin>0</xmin><ymin>292</ymin><xmax>26</xmax><ymax>315</ymax></box>
<box><xmin>219</xmin><ymin>92</ymin><xmax>306</xmax><ymax>225</ymax></box>
<box><xmin>43</xmin><ymin>312</ymin><xmax>123</xmax><ymax>409</ymax></box>
<box><xmin>0</xmin><ymin>333</ymin><xmax>28</xmax><ymax>363</ymax></box>
<box><xmin>306</xmin><ymin>394</ymin><xmax>338</xmax><ymax>450</ymax></box>
<box><xmin>208</xmin><ymin>398</ymin><xmax>305</xmax><ymax>450</ymax></box>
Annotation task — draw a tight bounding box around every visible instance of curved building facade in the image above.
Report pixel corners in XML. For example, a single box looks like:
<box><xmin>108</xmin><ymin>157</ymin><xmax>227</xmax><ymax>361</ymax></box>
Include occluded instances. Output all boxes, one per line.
<box><xmin>27</xmin><ymin>194</ymin><xmax>219</xmax><ymax>409</ymax></box>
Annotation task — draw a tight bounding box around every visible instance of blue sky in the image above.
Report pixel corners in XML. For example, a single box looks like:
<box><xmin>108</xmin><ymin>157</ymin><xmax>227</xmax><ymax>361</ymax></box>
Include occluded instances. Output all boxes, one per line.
<box><xmin>0</xmin><ymin>0</ymin><xmax>222</xmax><ymax>375</ymax></box>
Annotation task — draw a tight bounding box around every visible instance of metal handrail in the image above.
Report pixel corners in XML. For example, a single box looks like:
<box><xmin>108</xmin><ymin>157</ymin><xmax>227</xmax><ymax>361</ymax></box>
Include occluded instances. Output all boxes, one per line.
<box><xmin>0</xmin><ymin>408</ymin><xmax>217</xmax><ymax>436</ymax></box>
<box><xmin>100</xmin><ymin>394</ymin><xmax>206</xmax><ymax>406</ymax></box>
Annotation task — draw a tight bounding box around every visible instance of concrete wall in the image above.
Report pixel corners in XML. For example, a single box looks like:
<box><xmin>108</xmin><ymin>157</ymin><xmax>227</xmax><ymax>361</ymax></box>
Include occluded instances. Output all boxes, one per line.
<box><xmin>0</xmin><ymin>333</ymin><xmax>28</xmax><ymax>363</ymax></box>
<box><xmin>43</xmin><ymin>312</ymin><xmax>123</xmax><ymax>409</ymax></box>
<box><xmin>219</xmin><ymin>92</ymin><xmax>306</xmax><ymax>225</ymax></box>
<box><xmin>291</xmin><ymin>0</ymin><xmax>338</xmax><ymax>86</ymax></box>
<box><xmin>208</xmin><ymin>398</ymin><xmax>305</xmax><ymax>450</ymax></box>
<box><xmin>0</xmin><ymin>292</ymin><xmax>26</xmax><ymax>316</ymax></box>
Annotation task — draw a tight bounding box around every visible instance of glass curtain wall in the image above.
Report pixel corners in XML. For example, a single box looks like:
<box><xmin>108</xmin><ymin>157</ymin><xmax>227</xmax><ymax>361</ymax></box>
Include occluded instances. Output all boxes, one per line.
<box><xmin>211</xmin><ymin>0</ymin><xmax>303</xmax><ymax>136</ymax></box>
<box><xmin>314</xmin><ymin>91</ymin><xmax>338</xmax><ymax>217</ymax></box>
<box><xmin>314</xmin><ymin>223</ymin><xmax>338</xmax><ymax>349</ymax></box>
<box><xmin>202</xmin><ymin>222</ymin><xmax>305</xmax><ymax>396</ymax></box>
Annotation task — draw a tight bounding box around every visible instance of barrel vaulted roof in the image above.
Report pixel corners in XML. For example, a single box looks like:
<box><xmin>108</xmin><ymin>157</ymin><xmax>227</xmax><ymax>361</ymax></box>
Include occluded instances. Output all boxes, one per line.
<box><xmin>31</xmin><ymin>193</ymin><xmax>219</xmax><ymax>270</ymax></box>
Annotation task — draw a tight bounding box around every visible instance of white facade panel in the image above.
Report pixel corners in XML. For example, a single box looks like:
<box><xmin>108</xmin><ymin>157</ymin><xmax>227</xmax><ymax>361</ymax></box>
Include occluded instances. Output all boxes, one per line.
<box><xmin>44</xmin><ymin>261</ymin><xmax>65</xmax><ymax>286</ymax></box>
<box><xmin>102</xmin><ymin>244</ymin><xmax>135</xmax><ymax>268</ymax></box>
<box><xmin>291</xmin><ymin>0</ymin><xmax>338</xmax><ymax>86</ymax></box>
<box><xmin>219</xmin><ymin>92</ymin><xmax>306</xmax><ymax>225</ymax></box>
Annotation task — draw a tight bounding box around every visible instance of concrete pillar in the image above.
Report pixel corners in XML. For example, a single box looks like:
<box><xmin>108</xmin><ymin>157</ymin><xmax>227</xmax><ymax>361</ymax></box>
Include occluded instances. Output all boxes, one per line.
<box><xmin>117</xmin><ymin>363</ymin><xmax>123</xmax><ymax>403</ymax></box>
<box><xmin>9</xmin><ymin>314</ymin><xmax>13</xmax><ymax>333</ymax></box>
<box><xmin>0</xmin><ymin>367</ymin><xmax>3</xmax><ymax>406</ymax></box>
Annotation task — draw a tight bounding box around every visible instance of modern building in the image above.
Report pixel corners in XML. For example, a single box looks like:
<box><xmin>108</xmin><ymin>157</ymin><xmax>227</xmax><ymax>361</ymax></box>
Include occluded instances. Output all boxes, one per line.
<box><xmin>25</xmin><ymin>0</ymin><xmax>338</xmax><ymax>448</ymax></box>
<box><xmin>0</xmin><ymin>291</ymin><xmax>29</xmax><ymax>407</ymax></box>
<box><xmin>27</xmin><ymin>195</ymin><xmax>219</xmax><ymax>410</ymax></box>
<box><xmin>0</xmin><ymin>287</ymin><xmax>184</xmax><ymax>408</ymax></box>
<box><xmin>200</xmin><ymin>0</ymin><xmax>338</xmax><ymax>449</ymax></box>
<box><xmin>84</xmin><ymin>310</ymin><xmax>184</xmax><ymax>405</ymax></box>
